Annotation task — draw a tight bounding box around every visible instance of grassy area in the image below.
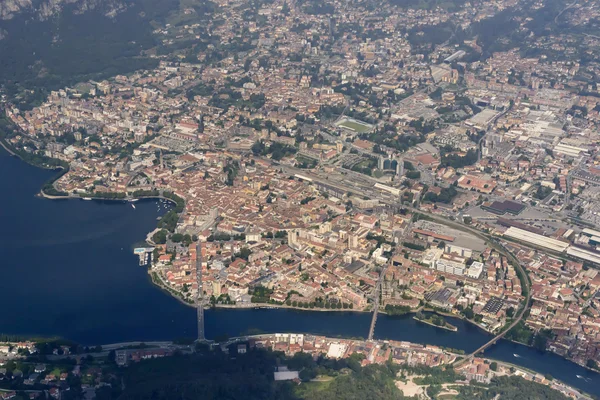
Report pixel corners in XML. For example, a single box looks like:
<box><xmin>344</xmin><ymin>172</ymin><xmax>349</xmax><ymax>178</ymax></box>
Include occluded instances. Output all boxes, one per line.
<box><xmin>437</xmin><ymin>394</ymin><xmax>457</xmax><ymax>400</ymax></box>
<box><xmin>336</xmin><ymin>118</ymin><xmax>373</xmax><ymax>133</ymax></box>
<box><xmin>296</xmin><ymin>154</ymin><xmax>318</xmax><ymax>169</ymax></box>
<box><xmin>348</xmin><ymin>155</ymin><xmax>378</xmax><ymax>176</ymax></box>
<box><xmin>294</xmin><ymin>379</ymin><xmax>333</xmax><ymax>397</ymax></box>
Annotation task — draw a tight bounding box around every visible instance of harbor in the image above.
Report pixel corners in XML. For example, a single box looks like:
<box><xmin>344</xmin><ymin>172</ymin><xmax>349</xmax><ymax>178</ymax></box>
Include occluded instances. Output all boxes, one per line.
<box><xmin>134</xmin><ymin>247</ymin><xmax>155</xmax><ymax>266</ymax></box>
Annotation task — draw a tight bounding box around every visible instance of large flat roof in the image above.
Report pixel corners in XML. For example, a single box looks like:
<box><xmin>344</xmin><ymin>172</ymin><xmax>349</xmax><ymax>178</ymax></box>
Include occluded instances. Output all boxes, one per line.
<box><xmin>413</xmin><ymin>228</ymin><xmax>455</xmax><ymax>242</ymax></box>
<box><xmin>567</xmin><ymin>246</ymin><xmax>600</xmax><ymax>265</ymax></box>
<box><xmin>503</xmin><ymin>227</ymin><xmax>569</xmax><ymax>252</ymax></box>
<box><xmin>582</xmin><ymin>228</ymin><xmax>600</xmax><ymax>238</ymax></box>
<box><xmin>484</xmin><ymin>200</ymin><xmax>525</xmax><ymax>215</ymax></box>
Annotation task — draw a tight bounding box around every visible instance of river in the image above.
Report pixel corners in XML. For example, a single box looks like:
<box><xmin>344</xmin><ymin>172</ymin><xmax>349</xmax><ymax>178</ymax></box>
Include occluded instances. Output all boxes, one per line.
<box><xmin>0</xmin><ymin>147</ymin><xmax>599</xmax><ymax>396</ymax></box>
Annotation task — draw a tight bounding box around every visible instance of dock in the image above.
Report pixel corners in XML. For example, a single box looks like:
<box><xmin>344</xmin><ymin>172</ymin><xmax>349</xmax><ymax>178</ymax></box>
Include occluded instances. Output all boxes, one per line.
<box><xmin>134</xmin><ymin>247</ymin><xmax>155</xmax><ymax>266</ymax></box>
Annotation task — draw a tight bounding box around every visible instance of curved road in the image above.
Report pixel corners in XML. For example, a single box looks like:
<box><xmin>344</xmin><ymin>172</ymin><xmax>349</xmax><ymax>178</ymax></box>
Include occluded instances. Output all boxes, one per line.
<box><xmin>405</xmin><ymin>208</ymin><xmax>532</xmax><ymax>361</ymax></box>
<box><xmin>270</xmin><ymin>160</ymin><xmax>532</xmax><ymax>356</ymax></box>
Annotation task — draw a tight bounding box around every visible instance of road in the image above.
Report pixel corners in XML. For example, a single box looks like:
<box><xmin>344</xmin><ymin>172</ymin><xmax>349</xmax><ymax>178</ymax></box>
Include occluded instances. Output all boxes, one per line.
<box><xmin>555</xmin><ymin>0</ymin><xmax>577</xmax><ymax>23</ymax></box>
<box><xmin>407</xmin><ymin>210</ymin><xmax>532</xmax><ymax>362</ymax></box>
<box><xmin>477</xmin><ymin>103</ymin><xmax>512</xmax><ymax>161</ymax></box>
<box><xmin>270</xmin><ymin>154</ymin><xmax>533</xmax><ymax>352</ymax></box>
<box><xmin>45</xmin><ymin>341</ymin><xmax>191</xmax><ymax>361</ymax></box>
<box><xmin>367</xmin><ymin>218</ymin><xmax>415</xmax><ymax>340</ymax></box>
<box><xmin>367</xmin><ymin>261</ymin><xmax>389</xmax><ymax>341</ymax></box>
<box><xmin>582</xmin><ymin>287</ymin><xmax>600</xmax><ymax>309</ymax></box>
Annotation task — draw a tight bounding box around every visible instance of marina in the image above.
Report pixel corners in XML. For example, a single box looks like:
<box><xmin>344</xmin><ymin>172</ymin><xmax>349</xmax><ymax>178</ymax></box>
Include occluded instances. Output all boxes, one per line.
<box><xmin>134</xmin><ymin>247</ymin><xmax>154</xmax><ymax>266</ymax></box>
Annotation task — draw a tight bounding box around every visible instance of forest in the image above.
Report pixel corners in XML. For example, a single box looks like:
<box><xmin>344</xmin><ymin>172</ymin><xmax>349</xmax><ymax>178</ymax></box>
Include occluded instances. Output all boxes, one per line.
<box><xmin>114</xmin><ymin>347</ymin><xmax>570</xmax><ymax>400</ymax></box>
<box><xmin>0</xmin><ymin>0</ymin><xmax>200</xmax><ymax>110</ymax></box>
<box><xmin>117</xmin><ymin>348</ymin><xmax>408</xmax><ymax>400</ymax></box>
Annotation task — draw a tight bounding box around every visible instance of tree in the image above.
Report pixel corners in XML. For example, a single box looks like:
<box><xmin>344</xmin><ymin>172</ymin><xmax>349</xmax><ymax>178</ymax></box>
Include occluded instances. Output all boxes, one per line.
<box><xmin>506</xmin><ymin>307</ymin><xmax>515</xmax><ymax>318</ymax></box>
<box><xmin>152</xmin><ymin>229</ymin><xmax>168</xmax><ymax>244</ymax></box>
<box><xmin>237</xmin><ymin>247</ymin><xmax>252</xmax><ymax>261</ymax></box>
<box><xmin>462</xmin><ymin>307</ymin><xmax>475</xmax><ymax>319</ymax></box>
<box><xmin>171</xmin><ymin>233</ymin><xmax>184</xmax><ymax>243</ymax></box>
<box><xmin>587</xmin><ymin>359</ymin><xmax>598</xmax><ymax>370</ymax></box>
<box><xmin>490</xmin><ymin>362</ymin><xmax>498</xmax><ymax>371</ymax></box>
<box><xmin>533</xmin><ymin>329</ymin><xmax>552</xmax><ymax>352</ymax></box>
<box><xmin>406</xmin><ymin>170</ymin><xmax>420</xmax><ymax>179</ymax></box>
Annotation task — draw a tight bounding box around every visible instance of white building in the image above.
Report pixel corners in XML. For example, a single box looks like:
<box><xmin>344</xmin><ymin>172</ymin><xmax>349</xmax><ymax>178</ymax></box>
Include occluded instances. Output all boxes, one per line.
<box><xmin>466</xmin><ymin>261</ymin><xmax>484</xmax><ymax>279</ymax></box>
<box><xmin>436</xmin><ymin>259</ymin><xmax>465</xmax><ymax>276</ymax></box>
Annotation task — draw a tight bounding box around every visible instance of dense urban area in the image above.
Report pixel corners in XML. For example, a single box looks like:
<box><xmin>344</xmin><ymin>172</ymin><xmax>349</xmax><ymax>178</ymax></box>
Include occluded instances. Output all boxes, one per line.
<box><xmin>3</xmin><ymin>0</ymin><xmax>600</xmax><ymax>397</ymax></box>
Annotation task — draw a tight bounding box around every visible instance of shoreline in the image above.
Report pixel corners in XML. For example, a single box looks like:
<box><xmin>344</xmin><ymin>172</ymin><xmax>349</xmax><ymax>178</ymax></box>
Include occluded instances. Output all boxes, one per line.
<box><xmin>0</xmin><ymin>139</ymin><xmax>520</xmax><ymax>336</ymax></box>
<box><xmin>2</xmin><ymin>144</ymin><xmax>595</xmax><ymax>377</ymax></box>
<box><xmin>486</xmin><ymin>358</ymin><xmax>596</xmax><ymax>400</ymax></box>
<box><xmin>0</xmin><ymin>137</ymin><xmax>17</xmax><ymax>156</ymax></box>
<box><xmin>149</xmin><ymin>269</ymin><xmax>195</xmax><ymax>307</ymax></box>
<box><xmin>413</xmin><ymin>315</ymin><xmax>458</xmax><ymax>332</ymax></box>
<box><xmin>37</xmin><ymin>189</ymin><xmax>179</xmax><ymax>207</ymax></box>
<box><xmin>212</xmin><ymin>303</ymin><xmax>368</xmax><ymax>313</ymax></box>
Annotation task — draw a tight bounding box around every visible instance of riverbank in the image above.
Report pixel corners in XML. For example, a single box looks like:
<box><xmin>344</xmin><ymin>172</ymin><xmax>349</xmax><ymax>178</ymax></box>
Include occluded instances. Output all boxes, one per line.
<box><xmin>0</xmin><ymin>136</ymin><xmax>16</xmax><ymax>156</ymax></box>
<box><xmin>486</xmin><ymin>358</ymin><xmax>595</xmax><ymax>400</ymax></box>
<box><xmin>413</xmin><ymin>315</ymin><xmax>458</xmax><ymax>332</ymax></box>
<box><xmin>0</xmin><ymin>131</ymin><xmax>73</xmax><ymax>199</ymax></box>
<box><xmin>38</xmin><ymin>189</ymin><xmax>69</xmax><ymax>200</ymax></box>
<box><xmin>38</xmin><ymin>189</ymin><xmax>179</xmax><ymax>206</ymax></box>
<box><xmin>149</xmin><ymin>269</ymin><xmax>194</xmax><ymax>307</ymax></box>
<box><xmin>4</xmin><ymin>144</ymin><xmax>600</xmax><ymax>398</ymax></box>
<box><xmin>213</xmin><ymin>302</ymin><xmax>370</xmax><ymax>313</ymax></box>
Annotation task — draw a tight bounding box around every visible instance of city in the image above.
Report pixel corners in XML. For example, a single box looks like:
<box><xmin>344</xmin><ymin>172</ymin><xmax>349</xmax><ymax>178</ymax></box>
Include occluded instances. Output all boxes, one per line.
<box><xmin>2</xmin><ymin>0</ymin><xmax>600</xmax><ymax>397</ymax></box>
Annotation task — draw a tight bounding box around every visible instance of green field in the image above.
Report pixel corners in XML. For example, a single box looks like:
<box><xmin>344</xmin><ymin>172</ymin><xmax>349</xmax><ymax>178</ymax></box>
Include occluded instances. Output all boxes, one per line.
<box><xmin>335</xmin><ymin>118</ymin><xmax>373</xmax><ymax>133</ymax></box>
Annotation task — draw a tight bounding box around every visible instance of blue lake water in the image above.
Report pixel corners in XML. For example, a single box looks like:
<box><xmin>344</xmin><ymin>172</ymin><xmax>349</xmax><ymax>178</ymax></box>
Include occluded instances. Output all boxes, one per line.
<box><xmin>1</xmin><ymin>147</ymin><xmax>599</xmax><ymax>396</ymax></box>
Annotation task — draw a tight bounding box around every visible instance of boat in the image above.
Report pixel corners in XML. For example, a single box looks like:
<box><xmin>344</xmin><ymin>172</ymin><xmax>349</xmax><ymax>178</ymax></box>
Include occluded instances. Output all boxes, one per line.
<box><xmin>130</xmin><ymin>199</ymin><xmax>139</xmax><ymax>202</ymax></box>
<box><xmin>82</xmin><ymin>197</ymin><xmax>92</xmax><ymax>201</ymax></box>
<box><xmin>513</xmin><ymin>354</ymin><xmax>520</xmax><ymax>358</ymax></box>
<box><xmin>131</xmin><ymin>204</ymin><xmax>136</xmax><ymax>209</ymax></box>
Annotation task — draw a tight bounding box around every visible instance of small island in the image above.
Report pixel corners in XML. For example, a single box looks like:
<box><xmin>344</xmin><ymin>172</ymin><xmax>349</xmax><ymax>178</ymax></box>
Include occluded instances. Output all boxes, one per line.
<box><xmin>414</xmin><ymin>312</ymin><xmax>458</xmax><ymax>332</ymax></box>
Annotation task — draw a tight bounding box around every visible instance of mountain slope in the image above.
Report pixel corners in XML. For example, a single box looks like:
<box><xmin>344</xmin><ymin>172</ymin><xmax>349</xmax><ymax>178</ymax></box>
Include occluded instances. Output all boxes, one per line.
<box><xmin>0</xmin><ymin>0</ymin><xmax>128</xmax><ymax>20</ymax></box>
<box><xmin>0</xmin><ymin>0</ymin><xmax>183</xmax><ymax>108</ymax></box>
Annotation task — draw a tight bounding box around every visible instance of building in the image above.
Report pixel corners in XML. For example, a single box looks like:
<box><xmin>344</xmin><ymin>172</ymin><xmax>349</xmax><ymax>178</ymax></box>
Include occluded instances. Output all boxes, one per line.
<box><xmin>482</xmin><ymin>200</ymin><xmax>526</xmax><ymax>215</ymax></box>
<box><xmin>503</xmin><ymin>227</ymin><xmax>569</xmax><ymax>253</ymax></box>
<box><xmin>466</xmin><ymin>261</ymin><xmax>484</xmax><ymax>279</ymax></box>
<box><xmin>435</xmin><ymin>259</ymin><xmax>465</xmax><ymax>276</ymax></box>
<box><xmin>445</xmin><ymin>244</ymin><xmax>473</xmax><ymax>258</ymax></box>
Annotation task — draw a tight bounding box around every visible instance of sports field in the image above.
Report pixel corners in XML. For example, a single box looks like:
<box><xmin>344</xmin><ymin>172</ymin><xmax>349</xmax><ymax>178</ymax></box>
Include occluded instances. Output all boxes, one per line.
<box><xmin>335</xmin><ymin>117</ymin><xmax>373</xmax><ymax>133</ymax></box>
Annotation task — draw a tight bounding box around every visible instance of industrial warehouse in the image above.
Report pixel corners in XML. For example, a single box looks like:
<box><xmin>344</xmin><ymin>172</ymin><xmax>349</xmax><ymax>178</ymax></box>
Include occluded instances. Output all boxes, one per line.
<box><xmin>503</xmin><ymin>227</ymin><xmax>600</xmax><ymax>265</ymax></box>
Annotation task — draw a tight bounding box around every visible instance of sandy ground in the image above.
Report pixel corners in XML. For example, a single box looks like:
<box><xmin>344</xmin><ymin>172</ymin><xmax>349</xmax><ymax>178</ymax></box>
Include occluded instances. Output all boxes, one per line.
<box><xmin>395</xmin><ymin>374</ymin><xmax>466</xmax><ymax>398</ymax></box>
<box><xmin>395</xmin><ymin>374</ymin><xmax>425</xmax><ymax>397</ymax></box>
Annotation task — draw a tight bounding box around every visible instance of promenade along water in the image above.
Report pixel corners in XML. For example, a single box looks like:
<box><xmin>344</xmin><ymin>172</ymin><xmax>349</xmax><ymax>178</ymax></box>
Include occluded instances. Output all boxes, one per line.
<box><xmin>0</xmin><ymin>147</ymin><xmax>599</xmax><ymax>396</ymax></box>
